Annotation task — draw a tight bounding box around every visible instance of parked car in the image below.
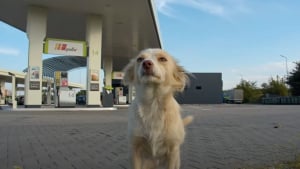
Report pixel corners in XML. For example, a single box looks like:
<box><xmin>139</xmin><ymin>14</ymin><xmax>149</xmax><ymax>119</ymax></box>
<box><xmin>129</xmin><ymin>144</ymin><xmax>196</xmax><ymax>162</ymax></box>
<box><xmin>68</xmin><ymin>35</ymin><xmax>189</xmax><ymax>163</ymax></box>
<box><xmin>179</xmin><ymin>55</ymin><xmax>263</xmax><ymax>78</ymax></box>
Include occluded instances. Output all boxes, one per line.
<box><xmin>76</xmin><ymin>95</ymin><xmax>86</xmax><ymax>105</ymax></box>
<box><xmin>17</xmin><ymin>96</ymin><xmax>25</xmax><ymax>105</ymax></box>
<box><xmin>6</xmin><ymin>97</ymin><xmax>12</xmax><ymax>105</ymax></box>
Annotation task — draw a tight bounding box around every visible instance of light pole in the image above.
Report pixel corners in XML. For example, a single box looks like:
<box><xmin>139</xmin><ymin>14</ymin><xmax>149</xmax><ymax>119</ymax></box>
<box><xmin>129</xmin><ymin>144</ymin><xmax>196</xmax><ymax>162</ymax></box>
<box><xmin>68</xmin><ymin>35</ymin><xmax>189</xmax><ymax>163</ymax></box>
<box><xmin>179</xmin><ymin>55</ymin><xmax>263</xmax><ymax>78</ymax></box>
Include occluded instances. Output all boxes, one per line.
<box><xmin>280</xmin><ymin>55</ymin><xmax>289</xmax><ymax>79</ymax></box>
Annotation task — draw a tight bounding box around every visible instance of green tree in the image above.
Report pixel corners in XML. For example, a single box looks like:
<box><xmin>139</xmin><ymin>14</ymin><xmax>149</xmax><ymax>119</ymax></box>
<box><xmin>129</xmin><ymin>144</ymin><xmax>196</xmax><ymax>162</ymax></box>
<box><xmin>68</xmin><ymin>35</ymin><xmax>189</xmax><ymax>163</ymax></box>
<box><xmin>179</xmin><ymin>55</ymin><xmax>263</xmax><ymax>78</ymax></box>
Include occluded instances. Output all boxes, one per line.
<box><xmin>236</xmin><ymin>80</ymin><xmax>263</xmax><ymax>103</ymax></box>
<box><xmin>261</xmin><ymin>76</ymin><xmax>289</xmax><ymax>96</ymax></box>
<box><xmin>287</xmin><ymin>62</ymin><xmax>300</xmax><ymax>96</ymax></box>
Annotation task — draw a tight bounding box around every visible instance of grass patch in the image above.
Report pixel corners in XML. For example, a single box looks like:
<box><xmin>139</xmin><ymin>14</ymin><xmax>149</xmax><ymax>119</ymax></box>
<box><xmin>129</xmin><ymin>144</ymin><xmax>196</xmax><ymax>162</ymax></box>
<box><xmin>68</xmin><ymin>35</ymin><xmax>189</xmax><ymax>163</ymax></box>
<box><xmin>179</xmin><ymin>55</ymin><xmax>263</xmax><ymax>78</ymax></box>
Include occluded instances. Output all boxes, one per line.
<box><xmin>274</xmin><ymin>157</ymin><xmax>300</xmax><ymax>169</ymax></box>
<box><xmin>265</xmin><ymin>155</ymin><xmax>300</xmax><ymax>169</ymax></box>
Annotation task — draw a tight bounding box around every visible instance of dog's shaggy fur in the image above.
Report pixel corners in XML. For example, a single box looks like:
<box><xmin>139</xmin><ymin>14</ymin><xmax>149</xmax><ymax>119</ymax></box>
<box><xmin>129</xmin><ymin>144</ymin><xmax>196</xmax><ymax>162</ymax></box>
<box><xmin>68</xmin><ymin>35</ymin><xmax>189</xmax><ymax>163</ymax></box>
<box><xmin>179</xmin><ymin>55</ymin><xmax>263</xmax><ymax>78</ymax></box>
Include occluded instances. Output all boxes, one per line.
<box><xmin>123</xmin><ymin>48</ymin><xmax>193</xmax><ymax>169</ymax></box>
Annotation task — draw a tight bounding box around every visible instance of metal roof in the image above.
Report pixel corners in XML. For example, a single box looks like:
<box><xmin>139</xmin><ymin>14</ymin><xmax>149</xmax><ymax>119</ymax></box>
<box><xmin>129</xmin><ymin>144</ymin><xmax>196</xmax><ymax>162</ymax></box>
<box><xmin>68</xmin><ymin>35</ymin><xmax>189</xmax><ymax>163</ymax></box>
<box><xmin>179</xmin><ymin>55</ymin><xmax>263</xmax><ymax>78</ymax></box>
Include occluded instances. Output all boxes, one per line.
<box><xmin>23</xmin><ymin>56</ymin><xmax>86</xmax><ymax>78</ymax></box>
<box><xmin>0</xmin><ymin>67</ymin><xmax>83</xmax><ymax>88</ymax></box>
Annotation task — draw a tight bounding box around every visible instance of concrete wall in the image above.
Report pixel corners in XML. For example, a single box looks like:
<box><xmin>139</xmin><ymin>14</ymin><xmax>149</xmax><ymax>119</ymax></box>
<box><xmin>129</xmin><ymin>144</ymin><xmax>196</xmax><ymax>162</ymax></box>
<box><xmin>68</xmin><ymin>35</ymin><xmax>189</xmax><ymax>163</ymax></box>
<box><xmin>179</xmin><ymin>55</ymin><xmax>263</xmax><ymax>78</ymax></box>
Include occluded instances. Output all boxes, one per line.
<box><xmin>176</xmin><ymin>73</ymin><xmax>223</xmax><ymax>104</ymax></box>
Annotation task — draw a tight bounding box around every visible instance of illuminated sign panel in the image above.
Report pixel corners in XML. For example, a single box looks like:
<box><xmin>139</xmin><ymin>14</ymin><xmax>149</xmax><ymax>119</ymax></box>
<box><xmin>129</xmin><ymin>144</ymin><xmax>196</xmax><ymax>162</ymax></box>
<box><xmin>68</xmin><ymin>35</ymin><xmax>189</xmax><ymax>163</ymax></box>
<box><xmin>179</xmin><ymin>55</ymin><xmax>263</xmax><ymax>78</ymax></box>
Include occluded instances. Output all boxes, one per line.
<box><xmin>44</xmin><ymin>38</ymin><xmax>87</xmax><ymax>56</ymax></box>
<box><xmin>54</xmin><ymin>71</ymin><xmax>68</xmax><ymax>87</ymax></box>
<box><xmin>112</xmin><ymin>72</ymin><xmax>124</xmax><ymax>80</ymax></box>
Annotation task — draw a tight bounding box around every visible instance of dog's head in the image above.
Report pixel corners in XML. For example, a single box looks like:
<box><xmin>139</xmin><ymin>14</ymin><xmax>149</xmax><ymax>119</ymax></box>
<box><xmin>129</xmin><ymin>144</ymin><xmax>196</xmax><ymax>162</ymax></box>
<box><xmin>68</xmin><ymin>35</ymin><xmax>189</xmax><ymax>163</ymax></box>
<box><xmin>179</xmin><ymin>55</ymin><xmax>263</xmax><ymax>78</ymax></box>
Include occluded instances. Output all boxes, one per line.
<box><xmin>123</xmin><ymin>48</ymin><xmax>188</xmax><ymax>92</ymax></box>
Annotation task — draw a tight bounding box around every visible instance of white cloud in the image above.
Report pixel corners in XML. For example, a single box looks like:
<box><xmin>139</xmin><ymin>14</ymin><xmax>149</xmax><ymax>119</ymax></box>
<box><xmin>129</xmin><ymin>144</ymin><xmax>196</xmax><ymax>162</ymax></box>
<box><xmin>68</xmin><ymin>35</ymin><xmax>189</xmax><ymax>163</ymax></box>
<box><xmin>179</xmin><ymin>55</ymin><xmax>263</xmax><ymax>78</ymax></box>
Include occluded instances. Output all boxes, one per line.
<box><xmin>222</xmin><ymin>61</ymin><xmax>295</xmax><ymax>90</ymax></box>
<box><xmin>187</xmin><ymin>0</ymin><xmax>226</xmax><ymax>16</ymax></box>
<box><xmin>248</xmin><ymin>61</ymin><xmax>294</xmax><ymax>78</ymax></box>
<box><xmin>154</xmin><ymin>0</ymin><xmax>251</xmax><ymax>19</ymax></box>
<box><xmin>154</xmin><ymin>0</ymin><xmax>179</xmax><ymax>17</ymax></box>
<box><xmin>0</xmin><ymin>47</ymin><xmax>20</xmax><ymax>56</ymax></box>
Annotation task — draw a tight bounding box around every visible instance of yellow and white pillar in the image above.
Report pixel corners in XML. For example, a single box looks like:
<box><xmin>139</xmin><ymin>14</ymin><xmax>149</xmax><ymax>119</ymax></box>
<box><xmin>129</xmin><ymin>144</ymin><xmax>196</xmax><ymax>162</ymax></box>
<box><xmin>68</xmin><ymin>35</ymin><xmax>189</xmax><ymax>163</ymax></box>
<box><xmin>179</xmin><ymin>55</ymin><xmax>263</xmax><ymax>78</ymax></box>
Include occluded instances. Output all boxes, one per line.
<box><xmin>104</xmin><ymin>56</ymin><xmax>113</xmax><ymax>88</ymax></box>
<box><xmin>0</xmin><ymin>80</ymin><xmax>5</xmax><ymax>104</ymax></box>
<box><xmin>86</xmin><ymin>15</ymin><xmax>102</xmax><ymax>107</ymax></box>
<box><xmin>25</xmin><ymin>6</ymin><xmax>47</xmax><ymax>108</ymax></box>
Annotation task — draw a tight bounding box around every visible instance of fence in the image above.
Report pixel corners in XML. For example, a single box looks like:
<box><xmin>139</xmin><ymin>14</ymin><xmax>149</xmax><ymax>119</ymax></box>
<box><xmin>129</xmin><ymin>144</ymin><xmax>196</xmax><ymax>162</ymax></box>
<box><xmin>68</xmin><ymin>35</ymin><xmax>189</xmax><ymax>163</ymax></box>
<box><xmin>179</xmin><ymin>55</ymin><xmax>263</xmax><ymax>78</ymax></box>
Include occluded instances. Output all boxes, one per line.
<box><xmin>262</xmin><ymin>96</ymin><xmax>300</xmax><ymax>105</ymax></box>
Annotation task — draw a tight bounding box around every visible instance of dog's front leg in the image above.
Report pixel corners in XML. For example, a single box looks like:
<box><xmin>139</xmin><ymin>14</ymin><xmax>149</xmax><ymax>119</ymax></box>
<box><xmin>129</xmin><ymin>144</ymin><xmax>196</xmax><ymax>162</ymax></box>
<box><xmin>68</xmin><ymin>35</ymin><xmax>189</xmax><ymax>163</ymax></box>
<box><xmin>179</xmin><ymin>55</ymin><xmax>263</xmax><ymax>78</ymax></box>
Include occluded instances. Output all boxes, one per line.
<box><xmin>132</xmin><ymin>137</ymin><xmax>144</xmax><ymax>169</ymax></box>
<box><xmin>167</xmin><ymin>146</ymin><xmax>180</xmax><ymax>169</ymax></box>
<box><xmin>133</xmin><ymin>145</ymin><xmax>142</xmax><ymax>169</ymax></box>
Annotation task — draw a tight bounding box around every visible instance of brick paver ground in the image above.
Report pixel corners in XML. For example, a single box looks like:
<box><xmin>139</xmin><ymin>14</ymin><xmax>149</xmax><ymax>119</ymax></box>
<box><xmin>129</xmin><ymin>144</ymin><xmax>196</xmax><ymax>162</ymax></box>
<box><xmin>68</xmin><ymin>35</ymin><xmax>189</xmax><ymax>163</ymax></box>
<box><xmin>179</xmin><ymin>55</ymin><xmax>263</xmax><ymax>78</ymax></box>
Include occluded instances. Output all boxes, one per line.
<box><xmin>0</xmin><ymin>104</ymin><xmax>299</xmax><ymax>169</ymax></box>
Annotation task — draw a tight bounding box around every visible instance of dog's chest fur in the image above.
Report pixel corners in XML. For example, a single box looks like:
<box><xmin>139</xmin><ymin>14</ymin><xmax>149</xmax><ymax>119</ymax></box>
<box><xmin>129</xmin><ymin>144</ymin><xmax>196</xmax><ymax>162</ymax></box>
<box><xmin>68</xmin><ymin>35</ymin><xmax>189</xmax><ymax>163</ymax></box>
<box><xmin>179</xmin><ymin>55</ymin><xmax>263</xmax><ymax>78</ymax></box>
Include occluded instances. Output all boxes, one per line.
<box><xmin>137</xmin><ymin>100</ymin><xmax>167</xmax><ymax>156</ymax></box>
<box><xmin>133</xmin><ymin>86</ymin><xmax>172</xmax><ymax>156</ymax></box>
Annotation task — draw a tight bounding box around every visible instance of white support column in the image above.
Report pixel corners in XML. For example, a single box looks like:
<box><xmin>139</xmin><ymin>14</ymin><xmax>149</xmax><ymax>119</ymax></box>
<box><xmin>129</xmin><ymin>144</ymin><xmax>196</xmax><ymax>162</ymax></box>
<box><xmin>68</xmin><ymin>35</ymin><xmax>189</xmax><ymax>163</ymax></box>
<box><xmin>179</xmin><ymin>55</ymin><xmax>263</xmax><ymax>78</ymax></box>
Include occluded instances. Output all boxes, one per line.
<box><xmin>12</xmin><ymin>75</ymin><xmax>16</xmax><ymax>109</ymax></box>
<box><xmin>86</xmin><ymin>15</ymin><xmax>102</xmax><ymax>107</ymax></box>
<box><xmin>46</xmin><ymin>79</ymin><xmax>51</xmax><ymax>105</ymax></box>
<box><xmin>104</xmin><ymin>56</ymin><xmax>113</xmax><ymax>88</ymax></box>
<box><xmin>25</xmin><ymin>6</ymin><xmax>47</xmax><ymax>108</ymax></box>
<box><xmin>8</xmin><ymin>72</ymin><xmax>17</xmax><ymax>109</ymax></box>
<box><xmin>0</xmin><ymin>80</ymin><xmax>5</xmax><ymax>105</ymax></box>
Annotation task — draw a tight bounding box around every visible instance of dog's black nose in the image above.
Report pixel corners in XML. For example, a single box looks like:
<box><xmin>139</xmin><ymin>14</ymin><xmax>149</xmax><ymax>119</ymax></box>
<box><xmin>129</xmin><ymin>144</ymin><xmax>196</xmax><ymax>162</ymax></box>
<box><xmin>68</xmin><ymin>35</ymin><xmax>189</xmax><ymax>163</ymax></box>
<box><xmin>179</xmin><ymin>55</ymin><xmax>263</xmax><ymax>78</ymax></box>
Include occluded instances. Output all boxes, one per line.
<box><xmin>143</xmin><ymin>60</ymin><xmax>153</xmax><ymax>69</ymax></box>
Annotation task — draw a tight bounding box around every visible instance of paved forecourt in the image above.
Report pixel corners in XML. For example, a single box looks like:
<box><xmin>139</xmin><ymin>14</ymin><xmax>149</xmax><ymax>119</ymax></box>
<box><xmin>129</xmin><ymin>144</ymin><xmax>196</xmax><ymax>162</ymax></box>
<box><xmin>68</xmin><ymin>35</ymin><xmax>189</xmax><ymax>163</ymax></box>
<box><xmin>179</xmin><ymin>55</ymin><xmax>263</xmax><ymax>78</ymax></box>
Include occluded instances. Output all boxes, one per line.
<box><xmin>0</xmin><ymin>104</ymin><xmax>299</xmax><ymax>169</ymax></box>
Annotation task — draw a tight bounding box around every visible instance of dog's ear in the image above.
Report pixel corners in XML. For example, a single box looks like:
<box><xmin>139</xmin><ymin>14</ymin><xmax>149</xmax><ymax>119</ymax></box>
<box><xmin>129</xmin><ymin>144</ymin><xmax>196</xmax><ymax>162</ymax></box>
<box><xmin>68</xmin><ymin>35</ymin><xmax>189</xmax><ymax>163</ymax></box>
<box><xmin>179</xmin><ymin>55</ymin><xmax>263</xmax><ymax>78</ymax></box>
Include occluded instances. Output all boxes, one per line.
<box><xmin>123</xmin><ymin>59</ymin><xmax>135</xmax><ymax>85</ymax></box>
<box><xmin>173</xmin><ymin>64</ymin><xmax>188</xmax><ymax>92</ymax></box>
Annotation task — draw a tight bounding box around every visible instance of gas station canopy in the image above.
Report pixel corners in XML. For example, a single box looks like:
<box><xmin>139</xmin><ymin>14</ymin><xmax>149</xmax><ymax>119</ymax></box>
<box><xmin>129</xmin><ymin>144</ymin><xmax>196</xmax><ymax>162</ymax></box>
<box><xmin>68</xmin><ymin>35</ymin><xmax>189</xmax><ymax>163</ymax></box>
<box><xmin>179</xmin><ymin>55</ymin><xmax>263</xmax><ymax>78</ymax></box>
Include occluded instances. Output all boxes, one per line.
<box><xmin>0</xmin><ymin>0</ymin><xmax>162</xmax><ymax>107</ymax></box>
<box><xmin>0</xmin><ymin>0</ymin><xmax>162</xmax><ymax>71</ymax></box>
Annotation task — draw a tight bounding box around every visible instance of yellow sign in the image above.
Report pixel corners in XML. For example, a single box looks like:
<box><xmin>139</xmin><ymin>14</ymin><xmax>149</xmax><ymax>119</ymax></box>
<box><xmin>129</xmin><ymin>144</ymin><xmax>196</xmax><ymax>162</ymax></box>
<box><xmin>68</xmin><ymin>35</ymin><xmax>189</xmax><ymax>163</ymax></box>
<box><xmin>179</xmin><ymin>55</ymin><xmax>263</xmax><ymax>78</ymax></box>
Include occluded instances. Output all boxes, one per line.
<box><xmin>55</xmin><ymin>71</ymin><xmax>61</xmax><ymax>86</ymax></box>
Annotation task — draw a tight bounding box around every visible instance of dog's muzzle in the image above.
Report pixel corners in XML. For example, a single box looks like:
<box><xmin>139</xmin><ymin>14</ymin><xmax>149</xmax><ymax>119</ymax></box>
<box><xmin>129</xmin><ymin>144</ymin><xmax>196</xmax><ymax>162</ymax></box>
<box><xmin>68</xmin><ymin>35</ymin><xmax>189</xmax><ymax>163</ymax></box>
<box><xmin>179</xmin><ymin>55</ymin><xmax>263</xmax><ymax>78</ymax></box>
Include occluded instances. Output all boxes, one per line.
<box><xmin>142</xmin><ymin>60</ymin><xmax>154</xmax><ymax>76</ymax></box>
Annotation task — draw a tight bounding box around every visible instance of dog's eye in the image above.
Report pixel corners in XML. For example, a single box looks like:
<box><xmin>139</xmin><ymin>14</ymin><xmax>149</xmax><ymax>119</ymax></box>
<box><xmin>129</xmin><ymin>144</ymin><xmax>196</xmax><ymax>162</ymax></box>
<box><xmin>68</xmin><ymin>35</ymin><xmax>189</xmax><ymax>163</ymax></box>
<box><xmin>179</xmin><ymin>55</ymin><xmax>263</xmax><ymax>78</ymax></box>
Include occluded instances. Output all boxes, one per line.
<box><xmin>158</xmin><ymin>57</ymin><xmax>168</xmax><ymax>62</ymax></box>
<box><xmin>137</xmin><ymin>57</ymin><xmax>144</xmax><ymax>63</ymax></box>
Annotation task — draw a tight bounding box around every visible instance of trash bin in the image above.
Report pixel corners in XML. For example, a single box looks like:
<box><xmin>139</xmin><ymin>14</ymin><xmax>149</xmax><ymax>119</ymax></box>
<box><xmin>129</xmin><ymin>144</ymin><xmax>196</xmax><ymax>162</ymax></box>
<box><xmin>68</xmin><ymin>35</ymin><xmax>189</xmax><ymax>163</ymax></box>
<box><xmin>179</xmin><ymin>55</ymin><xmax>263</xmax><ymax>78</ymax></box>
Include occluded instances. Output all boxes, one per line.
<box><xmin>102</xmin><ymin>90</ymin><xmax>114</xmax><ymax>107</ymax></box>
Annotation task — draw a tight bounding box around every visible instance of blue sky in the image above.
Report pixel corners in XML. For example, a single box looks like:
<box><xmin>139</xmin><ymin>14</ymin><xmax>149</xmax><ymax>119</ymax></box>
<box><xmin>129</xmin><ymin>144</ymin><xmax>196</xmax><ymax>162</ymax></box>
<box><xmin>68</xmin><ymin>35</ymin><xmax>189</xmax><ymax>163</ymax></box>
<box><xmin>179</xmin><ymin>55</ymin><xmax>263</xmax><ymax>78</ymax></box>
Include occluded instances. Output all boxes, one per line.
<box><xmin>155</xmin><ymin>0</ymin><xmax>299</xmax><ymax>89</ymax></box>
<box><xmin>0</xmin><ymin>0</ymin><xmax>300</xmax><ymax>90</ymax></box>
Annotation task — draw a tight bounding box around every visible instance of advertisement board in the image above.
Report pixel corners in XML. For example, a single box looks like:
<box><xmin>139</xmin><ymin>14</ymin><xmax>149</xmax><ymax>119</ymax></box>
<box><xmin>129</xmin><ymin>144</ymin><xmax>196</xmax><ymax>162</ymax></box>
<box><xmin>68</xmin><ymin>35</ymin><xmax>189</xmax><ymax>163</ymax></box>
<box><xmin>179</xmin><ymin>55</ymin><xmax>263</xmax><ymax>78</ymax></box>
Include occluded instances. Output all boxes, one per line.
<box><xmin>54</xmin><ymin>71</ymin><xmax>68</xmax><ymax>87</ymax></box>
<box><xmin>44</xmin><ymin>38</ymin><xmax>87</xmax><ymax>56</ymax></box>
<box><xmin>30</xmin><ymin>66</ymin><xmax>40</xmax><ymax>81</ymax></box>
<box><xmin>29</xmin><ymin>81</ymin><xmax>40</xmax><ymax>90</ymax></box>
<box><xmin>60</xmin><ymin>72</ymin><xmax>68</xmax><ymax>87</ymax></box>
<box><xmin>28</xmin><ymin>66</ymin><xmax>40</xmax><ymax>90</ymax></box>
<box><xmin>112</xmin><ymin>71</ymin><xmax>124</xmax><ymax>80</ymax></box>
<box><xmin>89</xmin><ymin>69</ymin><xmax>100</xmax><ymax>91</ymax></box>
<box><xmin>90</xmin><ymin>83</ymin><xmax>99</xmax><ymax>91</ymax></box>
<box><xmin>54</xmin><ymin>71</ymin><xmax>61</xmax><ymax>86</ymax></box>
<box><xmin>90</xmin><ymin>69</ymin><xmax>99</xmax><ymax>82</ymax></box>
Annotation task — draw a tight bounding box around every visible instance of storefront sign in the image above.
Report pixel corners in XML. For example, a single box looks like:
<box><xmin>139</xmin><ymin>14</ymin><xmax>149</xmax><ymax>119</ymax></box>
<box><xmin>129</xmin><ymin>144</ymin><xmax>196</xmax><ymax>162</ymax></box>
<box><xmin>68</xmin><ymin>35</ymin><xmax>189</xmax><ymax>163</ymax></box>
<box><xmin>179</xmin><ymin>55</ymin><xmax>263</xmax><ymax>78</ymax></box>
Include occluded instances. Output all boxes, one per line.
<box><xmin>44</xmin><ymin>38</ymin><xmax>87</xmax><ymax>56</ymax></box>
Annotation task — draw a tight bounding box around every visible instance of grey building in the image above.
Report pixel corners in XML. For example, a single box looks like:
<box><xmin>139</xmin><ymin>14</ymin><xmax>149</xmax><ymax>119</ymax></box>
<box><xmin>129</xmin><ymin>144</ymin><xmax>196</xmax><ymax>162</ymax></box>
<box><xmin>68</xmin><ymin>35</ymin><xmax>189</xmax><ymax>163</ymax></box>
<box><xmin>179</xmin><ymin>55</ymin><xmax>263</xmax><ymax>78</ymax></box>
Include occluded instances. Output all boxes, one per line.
<box><xmin>176</xmin><ymin>73</ymin><xmax>223</xmax><ymax>104</ymax></box>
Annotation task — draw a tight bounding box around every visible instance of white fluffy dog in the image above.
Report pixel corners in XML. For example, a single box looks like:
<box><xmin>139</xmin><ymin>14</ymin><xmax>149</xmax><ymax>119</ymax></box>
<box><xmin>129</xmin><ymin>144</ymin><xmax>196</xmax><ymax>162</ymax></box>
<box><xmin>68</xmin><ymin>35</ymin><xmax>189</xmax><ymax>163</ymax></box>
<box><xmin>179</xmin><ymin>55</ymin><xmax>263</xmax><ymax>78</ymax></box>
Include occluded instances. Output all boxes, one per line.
<box><xmin>123</xmin><ymin>48</ymin><xmax>193</xmax><ymax>169</ymax></box>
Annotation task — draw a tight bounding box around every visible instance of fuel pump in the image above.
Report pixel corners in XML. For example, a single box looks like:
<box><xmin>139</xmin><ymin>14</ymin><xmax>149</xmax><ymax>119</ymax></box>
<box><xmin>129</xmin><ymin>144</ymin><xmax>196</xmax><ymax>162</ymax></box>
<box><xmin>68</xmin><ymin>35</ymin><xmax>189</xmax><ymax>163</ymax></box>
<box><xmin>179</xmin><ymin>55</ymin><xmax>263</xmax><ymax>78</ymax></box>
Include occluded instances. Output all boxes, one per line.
<box><xmin>54</xmin><ymin>71</ymin><xmax>75</xmax><ymax>107</ymax></box>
